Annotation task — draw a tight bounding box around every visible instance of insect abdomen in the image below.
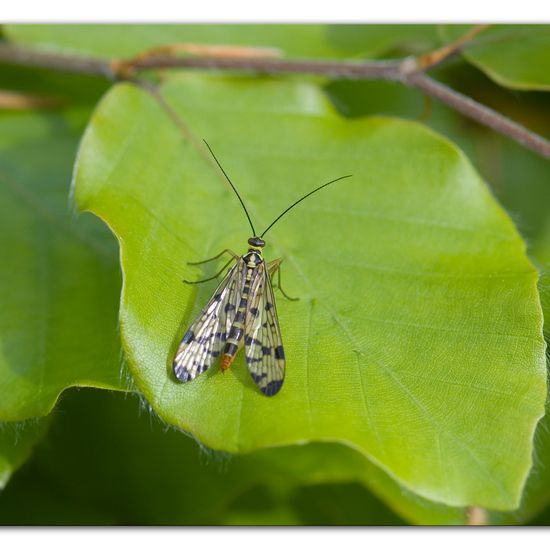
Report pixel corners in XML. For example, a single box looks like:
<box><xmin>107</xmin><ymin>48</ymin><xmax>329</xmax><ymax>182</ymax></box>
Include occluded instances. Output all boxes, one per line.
<box><xmin>220</xmin><ymin>269</ymin><xmax>252</xmax><ymax>370</ymax></box>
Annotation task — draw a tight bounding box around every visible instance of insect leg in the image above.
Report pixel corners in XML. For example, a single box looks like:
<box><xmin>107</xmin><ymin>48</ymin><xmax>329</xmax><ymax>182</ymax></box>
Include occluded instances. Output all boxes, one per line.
<box><xmin>268</xmin><ymin>259</ymin><xmax>299</xmax><ymax>301</ymax></box>
<box><xmin>184</xmin><ymin>257</ymin><xmax>236</xmax><ymax>285</ymax></box>
<box><xmin>187</xmin><ymin>249</ymin><xmax>239</xmax><ymax>266</ymax></box>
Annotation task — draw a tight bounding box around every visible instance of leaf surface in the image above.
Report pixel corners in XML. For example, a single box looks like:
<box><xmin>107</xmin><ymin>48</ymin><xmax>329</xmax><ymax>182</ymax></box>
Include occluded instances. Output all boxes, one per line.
<box><xmin>491</xmin><ymin>223</ymin><xmax>550</xmax><ymax>523</ymax></box>
<box><xmin>441</xmin><ymin>25</ymin><xmax>550</xmax><ymax>91</ymax></box>
<box><xmin>0</xmin><ymin>419</ymin><xmax>49</xmax><ymax>489</ymax></box>
<box><xmin>73</xmin><ymin>74</ymin><xmax>546</xmax><ymax>509</ymax></box>
<box><xmin>328</xmin><ymin>73</ymin><xmax>550</xmax><ymax>523</ymax></box>
<box><xmin>1</xmin><ymin>24</ymin><xmax>354</xmax><ymax>58</ymax></box>
<box><xmin>0</xmin><ymin>107</ymin><xmax>129</xmax><ymax>421</ymax></box>
<box><xmin>0</xmin><ymin>389</ymin><xmax>406</xmax><ymax>525</ymax></box>
<box><xmin>4</xmin><ymin>23</ymin><xmax>438</xmax><ymax>59</ymax></box>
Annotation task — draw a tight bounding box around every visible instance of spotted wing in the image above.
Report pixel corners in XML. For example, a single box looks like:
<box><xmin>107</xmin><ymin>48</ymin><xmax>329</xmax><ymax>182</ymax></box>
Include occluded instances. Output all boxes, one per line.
<box><xmin>244</xmin><ymin>264</ymin><xmax>285</xmax><ymax>396</ymax></box>
<box><xmin>173</xmin><ymin>258</ymin><xmax>246</xmax><ymax>382</ymax></box>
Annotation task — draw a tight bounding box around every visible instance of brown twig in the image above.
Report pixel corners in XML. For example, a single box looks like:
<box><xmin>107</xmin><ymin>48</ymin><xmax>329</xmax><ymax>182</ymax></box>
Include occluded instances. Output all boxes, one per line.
<box><xmin>0</xmin><ymin>39</ymin><xmax>549</xmax><ymax>160</ymax></box>
<box><xmin>466</xmin><ymin>506</ymin><xmax>489</xmax><ymax>526</ymax></box>
<box><xmin>112</xmin><ymin>42</ymin><xmax>282</xmax><ymax>78</ymax></box>
<box><xmin>404</xmin><ymin>72</ymin><xmax>550</xmax><ymax>158</ymax></box>
<box><xmin>130</xmin><ymin>54</ymin><xmax>404</xmax><ymax>80</ymax></box>
<box><xmin>415</xmin><ymin>24</ymin><xmax>491</xmax><ymax>71</ymax></box>
<box><xmin>0</xmin><ymin>43</ymin><xmax>116</xmax><ymax>78</ymax></box>
<box><xmin>417</xmin><ymin>95</ymin><xmax>433</xmax><ymax>122</ymax></box>
<box><xmin>0</xmin><ymin>89</ymin><xmax>65</xmax><ymax>110</ymax></box>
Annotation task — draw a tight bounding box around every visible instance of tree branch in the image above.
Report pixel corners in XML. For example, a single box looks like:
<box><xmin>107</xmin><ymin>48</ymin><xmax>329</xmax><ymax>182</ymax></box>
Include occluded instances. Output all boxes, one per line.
<box><xmin>0</xmin><ymin>43</ymin><xmax>116</xmax><ymax>78</ymax></box>
<box><xmin>130</xmin><ymin>53</ymin><xmax>403</xmax><ymax>80</ymax></box>
<box><xmin>404</xmin><ymin>72</ymin><xmax>550</xmax><ymax>158</ymax></box>
<box><xmin>0</xmin><ymin>41</ymin><xmax>549</xmax><ymax>159</ymax></box>
<box><xmin>0</xmin><ymin>89</ymin><xmax>65</xmax><ymax>110</ymax></box>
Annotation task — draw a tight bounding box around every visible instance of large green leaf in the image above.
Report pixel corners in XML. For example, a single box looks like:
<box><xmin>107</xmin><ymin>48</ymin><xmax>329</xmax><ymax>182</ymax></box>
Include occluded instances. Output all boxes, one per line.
<box><xmin>0</xmin><ymin>31</ymin><xmax>481</xmax><ymax>522</ymax></box>
<box><xmin>440</xmin><ymin>25</ymin><xmax>550</xmax><ymax>91</ymax></box>
<box><xmin>0</xmin><ymin>93</ymin><xmax>461</xmax><ymax>523</ymax></box>
<box><xmin>0</xmin><ymin>107</ymin><xmax>129</xmax><ymax>421</ymax></box>
<box><xmin>73</xmin><ymin>74</ymin><xmax>546</xmax><ymax>510</ymax></box>
<box><xmin>326</xmin><ymin>71</ymin><xmax>550</xmax><ymax>524</ymax></box>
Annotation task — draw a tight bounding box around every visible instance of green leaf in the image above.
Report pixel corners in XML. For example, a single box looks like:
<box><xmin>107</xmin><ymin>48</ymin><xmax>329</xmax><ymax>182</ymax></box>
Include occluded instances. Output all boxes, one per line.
<box><xmin>325</xmin><ymin>73</ymin><xmax>550</xmax><ymax>524</ymax></box>
<box><xmin>222</xmin><ymin>482</ymin><xmax>407</xmax><ymax>525</ymax></box>
<box><xmin>326</xmin><ymin>71</ymin><xmax>550</xmax><ymax>524</ymax></box>
<box><xmin>325</xmin><ymin>65</ymin><xmax>550</xmax><ymax>244</ymax></box>
<box><xmin>0</xmin><ymin>107</ymin><xmax>129</xmax><ymax>421</ymax></box>
<box><xmin>326</xmin><ymin>24</ymin><xmax>440</xmax><ymax>58</ymax></box>
<box><xmin>326</xmin><ymin>73</ymin><xmax>550</xmax><ymax>524</ymax></box>
<box><xmin>491</xmin><ymin>403</ymin><xmax>550</xmax><ymax>525</ymax></box>
<box><xmin>0</xmin><ymin>419</ymin><xmax>49</xmax><ymax>489</ymax></box>
<box><xmin>289</xmin><ymin>483</ymin><xmax>406</xmax><ymax>525</ymax></box>
<box><xmin>0</xmin><ymin>61</ymin><xmax>110</xmax><ymax>107</ymax></box>
<box><xmin>3</xmin><ymin>23</ymin><xmax>439</xmax><ymax>60</ymax></box>
<box><xmin>3</xmin><ymin>24</ymin><xmax>348</xmax><ymax>59</ymax></box>
<box><xmin>73</xmin><ymin>73</ymin><xmax>546</xmax><ymax>510</ymax></box>
<box><xmin>490</xmin><ymin>222</ymin><xmax>550</xmax><ymax>524</ymax></box>
<box><xmin>256</xmin><ymin>443</ymin><xmax>465</xmax><ymax>525</ymax></box>
<box><xmin>0</xmin><ymin>388</ymin><xmax>406</xmax><ymax>525</ymax></box>
<box><xmin>0</xmin><ymin>36</ymin><xmax>476</xmax><ymax>522</ymax></box>
<box><xmin>441</xmin><ymin>25</ymin><xmax>550</xmax><ymax>91</ymax></box>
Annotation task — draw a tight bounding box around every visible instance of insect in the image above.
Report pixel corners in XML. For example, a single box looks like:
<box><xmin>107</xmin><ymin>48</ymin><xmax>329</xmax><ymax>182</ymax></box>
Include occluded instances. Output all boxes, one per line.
<box><xmin>173</xmin><ymin>140</ymin><xmax>351</xmax><ymax>396</ymax></box>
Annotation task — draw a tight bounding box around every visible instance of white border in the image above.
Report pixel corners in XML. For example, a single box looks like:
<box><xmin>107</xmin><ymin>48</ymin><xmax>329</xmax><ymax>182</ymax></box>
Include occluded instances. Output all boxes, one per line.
<box><xmin>2</xmin><ymin>0</ymin><xmax>550</xmax><ymax>23</ymax></box>
<box><xmin>1</xmin><ymin>530</ymin><xmax>550</xmax><ymax>549</ymax></box>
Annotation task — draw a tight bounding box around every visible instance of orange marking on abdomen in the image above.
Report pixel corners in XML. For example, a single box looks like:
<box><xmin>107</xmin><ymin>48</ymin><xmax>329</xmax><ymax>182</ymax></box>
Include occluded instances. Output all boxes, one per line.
<box><xmin>221</xmin><ymin>354</ymin><xmax>234</xmax><ymax>371</ymax></box>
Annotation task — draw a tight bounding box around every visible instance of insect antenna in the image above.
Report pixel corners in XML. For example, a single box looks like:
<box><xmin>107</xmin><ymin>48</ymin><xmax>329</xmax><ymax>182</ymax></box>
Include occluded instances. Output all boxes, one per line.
<box><xmin>260</xmin><ymin>174</ymin><xmax>352</xmax><ymax>238</ymax></box>
<box><xmin>203</xmin><ymin>139</ymin><xmax>257</xmax><ymax>236</ymax></box>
